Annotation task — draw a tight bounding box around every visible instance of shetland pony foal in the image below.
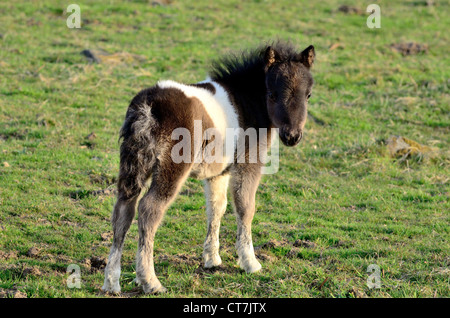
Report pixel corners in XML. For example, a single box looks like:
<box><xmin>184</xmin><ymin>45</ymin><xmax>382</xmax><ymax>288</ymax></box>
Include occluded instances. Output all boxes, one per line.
<box><xmin>102</xmin><ymin>42</ymin><xmax>315</xmax><ymax>294</ymax></box>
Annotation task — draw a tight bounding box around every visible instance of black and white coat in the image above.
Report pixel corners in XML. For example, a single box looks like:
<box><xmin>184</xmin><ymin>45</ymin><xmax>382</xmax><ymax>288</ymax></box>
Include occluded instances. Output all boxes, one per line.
<box><xmin>102</xmin><ymin>41</ymin><xmax>315</xmax><ymax>294</ymax></box>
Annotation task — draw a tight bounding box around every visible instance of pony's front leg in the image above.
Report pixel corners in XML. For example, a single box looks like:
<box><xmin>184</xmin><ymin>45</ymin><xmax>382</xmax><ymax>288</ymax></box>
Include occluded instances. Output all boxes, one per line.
<box><xmin>231</xmin><ymin>164</ymin><xmax>262</xmax><ymax>273</ymax></box>
<box><xmin>203</xmin><ymin>173</ymin><xmax>230</xmax><ymax>268</ymax></box>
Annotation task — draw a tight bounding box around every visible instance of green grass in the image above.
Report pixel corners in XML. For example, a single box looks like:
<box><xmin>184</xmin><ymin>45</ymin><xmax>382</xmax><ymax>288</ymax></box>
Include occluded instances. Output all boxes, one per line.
<box><xmin>0</xmin><ymin>0</ymin><xmax>449</xmax><ymax>298</ymax></box>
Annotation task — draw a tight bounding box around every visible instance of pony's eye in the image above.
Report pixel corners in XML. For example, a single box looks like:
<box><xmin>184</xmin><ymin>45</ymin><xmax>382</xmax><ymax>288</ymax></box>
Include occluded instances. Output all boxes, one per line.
<box><xmin>267</xmin><ymin>91</ymin><xmax>276</xmax><ymax>100</ymax></box>
<box><xmin>307</xmin><ymin>93</ymin><xmax>312</xmax><ymax>100</ymax></box>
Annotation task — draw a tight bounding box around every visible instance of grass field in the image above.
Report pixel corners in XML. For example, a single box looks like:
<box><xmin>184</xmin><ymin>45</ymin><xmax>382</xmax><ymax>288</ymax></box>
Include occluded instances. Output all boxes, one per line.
<box><xmin>0</xmin><ymin>0</ymin><xmax>449</xmax><ymax>298</ymax></box>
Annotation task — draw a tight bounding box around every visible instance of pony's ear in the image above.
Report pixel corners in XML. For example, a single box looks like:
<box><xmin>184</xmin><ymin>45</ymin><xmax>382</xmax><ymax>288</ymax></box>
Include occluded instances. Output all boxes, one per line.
<box><xmin>264</xmin><ymin>46</ymin><xmax>280</xmax><ymax>68</ymax></box>
<box><xmin>297</xmin><ymin>45</ymin><xmax>315</xmax><ymax>68</ymax></box>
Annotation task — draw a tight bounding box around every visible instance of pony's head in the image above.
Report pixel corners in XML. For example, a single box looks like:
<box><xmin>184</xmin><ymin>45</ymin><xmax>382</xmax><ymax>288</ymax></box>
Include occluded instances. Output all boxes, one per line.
<box><xmin>264</xmin><ymin>44</ymin><xmax>315</xmax><ymax>146</ymax></box>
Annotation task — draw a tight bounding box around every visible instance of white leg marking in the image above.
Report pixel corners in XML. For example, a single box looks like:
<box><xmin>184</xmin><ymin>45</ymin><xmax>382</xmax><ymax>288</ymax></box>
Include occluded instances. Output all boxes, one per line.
<box><xmin>203</xmin><ymin>174</ymin><xmax>230</xmax><ymax>268</ymax></box>
<box><xmin>236</xmin><ymin>222</ymin><xmax>262</xmax><ymax>273</ymax></box>
<box><xmin>102</xmin><ymin>204</ymin><xmax>126</xmax><ymax>293</ymax></box>
<box><xmin>136</xmin><ymin>243</ymin><xmax>167</xmax><ymax>294</ymax></box>
<box><xmin>102</xmin><ymin>245</ymin><xmax>122</xmax><ymax>293</ymax></box>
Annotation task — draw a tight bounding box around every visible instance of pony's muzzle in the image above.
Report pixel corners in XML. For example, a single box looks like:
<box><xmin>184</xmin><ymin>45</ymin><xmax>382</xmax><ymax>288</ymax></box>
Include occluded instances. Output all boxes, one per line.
<box><xmin>280</xmin><ymin>129</ymin><xmax>303</xmax><ymax>147</ymax></box>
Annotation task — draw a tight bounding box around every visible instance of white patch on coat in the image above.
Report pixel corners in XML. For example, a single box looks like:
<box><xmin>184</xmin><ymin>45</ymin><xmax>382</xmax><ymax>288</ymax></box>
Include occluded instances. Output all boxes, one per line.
<box><xmin>157</xmin><ymin>79</ymin><xmax>240</xmax><ymax>164</ymax></box>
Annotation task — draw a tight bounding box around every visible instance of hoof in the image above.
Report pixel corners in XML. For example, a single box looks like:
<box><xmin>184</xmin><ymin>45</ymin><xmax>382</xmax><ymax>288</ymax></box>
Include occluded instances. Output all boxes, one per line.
<box><xmin>142</xmin><ymin>284</ymin><xmax>167</xmax><ymax>294</ymax></box>
<box><xmin>141</xmin><ymin>278</ymin><xmax>167</xmax><ymax>294</ymax></box>
<box><xmin>238</xmin><ymin>258</ymin><xmax>262</xmax><ymax>274</ymax></box>
<box><xmin>101</xmin><ymin>283</ymin><xmax>121</xmax><ymax>294</ymax></box>
<box><xmin>204</xmin><ymin>254</ymin><xmax>222</xmax><ymax>269</ymax></box>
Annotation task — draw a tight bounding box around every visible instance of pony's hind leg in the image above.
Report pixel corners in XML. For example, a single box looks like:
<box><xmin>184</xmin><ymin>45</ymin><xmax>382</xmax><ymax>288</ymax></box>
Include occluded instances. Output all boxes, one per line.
<box><xmin>102</xmin><ymin>194</ymin><xmax>139</xmax><ymax>293</ymax></box>
<box><xmin>102</xmin><ymin>138</ymin><xmax>150</xmax><ymax>293</ymax></box>
<box><xmin>203</xmin><ymin>173</ymin><xmax>230</xmax><ymax>268</ymax></box>
<box><xmin>103</xmin><ymin>99</ymin><xmax>156</xmax><ymax>293</ymax></box>
<box><xmin>135</xmin><ymin>160</ymin><xmax>192</xmax><ymax>294</ymax></box>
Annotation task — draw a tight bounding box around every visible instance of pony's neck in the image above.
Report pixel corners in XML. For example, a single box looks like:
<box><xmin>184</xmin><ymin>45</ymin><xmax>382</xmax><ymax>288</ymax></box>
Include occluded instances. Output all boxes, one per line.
<box><xmin>212</xmin><ymin>62</ymin><xmax>272</xmax><ymax>130</ymax></box>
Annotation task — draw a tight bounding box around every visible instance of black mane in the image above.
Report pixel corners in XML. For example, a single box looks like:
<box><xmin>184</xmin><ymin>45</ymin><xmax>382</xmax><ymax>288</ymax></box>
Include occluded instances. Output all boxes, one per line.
<box><xmin>209</xmin><ymin>41</ymin><xmax>300</xmax><ymax>82</ymax></box>
<box><xmin>208</xmin><ymin>41</ymin><xmax>301</xmax><ymax>130</ymax></box>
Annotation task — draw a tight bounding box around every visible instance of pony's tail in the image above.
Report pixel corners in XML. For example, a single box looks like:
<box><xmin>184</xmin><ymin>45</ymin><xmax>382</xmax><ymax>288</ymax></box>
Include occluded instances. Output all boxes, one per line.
<box><xmin>117</xmin><ymin>102</ymin><xmax>157</xmax><ymax>201</ymax></box>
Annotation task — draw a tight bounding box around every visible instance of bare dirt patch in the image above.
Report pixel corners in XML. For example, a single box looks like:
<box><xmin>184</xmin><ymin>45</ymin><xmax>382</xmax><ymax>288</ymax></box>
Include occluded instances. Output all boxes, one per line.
<box><xmin>390</xmin><ymin>42</ymin><xmax>428</xmax><ymax>56</ymax></box>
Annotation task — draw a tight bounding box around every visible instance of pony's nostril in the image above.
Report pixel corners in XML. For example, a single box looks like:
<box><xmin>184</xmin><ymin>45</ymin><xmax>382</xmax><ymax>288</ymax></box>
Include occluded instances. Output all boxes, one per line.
<box><xmin>291</xmin><ymin>134</ymin><xmax>301</xmax><ymax>145</ymax></box>
<box><xmin>284</xmin><ymin>131</ymin><xmax>291</xmax><ymax>140</ymax></box>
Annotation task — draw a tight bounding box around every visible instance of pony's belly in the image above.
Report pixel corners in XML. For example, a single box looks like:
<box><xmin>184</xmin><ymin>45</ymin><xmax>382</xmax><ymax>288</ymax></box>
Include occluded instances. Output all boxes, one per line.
<box><xmin>189</xmin><ymin>161</ymin><xmax>229</xmax><ymax>180</ymax></box>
